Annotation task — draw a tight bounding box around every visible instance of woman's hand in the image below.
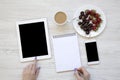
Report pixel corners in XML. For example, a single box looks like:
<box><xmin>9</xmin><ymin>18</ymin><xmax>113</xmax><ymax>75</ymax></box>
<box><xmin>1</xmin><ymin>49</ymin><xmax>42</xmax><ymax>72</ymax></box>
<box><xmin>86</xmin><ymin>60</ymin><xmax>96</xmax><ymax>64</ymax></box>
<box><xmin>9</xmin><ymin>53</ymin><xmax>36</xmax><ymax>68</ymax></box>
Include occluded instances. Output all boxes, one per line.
<box><xmin>22</xmin><ymin>58</ymin><xmax>40</xmax><ymax>80</ymax></box>
<box><xmin>74</xmin><ymin>67</ymin><xmax>90</xmax><ymax>80</ymax></box>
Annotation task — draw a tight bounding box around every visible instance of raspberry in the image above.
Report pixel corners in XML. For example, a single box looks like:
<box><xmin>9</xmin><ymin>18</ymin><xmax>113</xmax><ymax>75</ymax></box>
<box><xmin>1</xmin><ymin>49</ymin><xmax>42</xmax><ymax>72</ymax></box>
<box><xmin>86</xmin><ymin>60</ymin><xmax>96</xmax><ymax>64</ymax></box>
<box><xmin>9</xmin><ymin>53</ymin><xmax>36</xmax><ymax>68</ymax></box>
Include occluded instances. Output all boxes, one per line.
<box><xmin>97</xmin><ymin>18</ymin><xmax>102</xmax><ymax>23</ymax></box>
<box><xmin>90</xmin><ymin>10</ymin><xmax>96</xmax><ymax>16</ymax></box>
<box><xmin>92</xmin><ymin>20</ymin><xmax>97</xmax><ymax>24</ymax></box>
<box><xmin>95</xmin><ymin>13</ymin><xmax>100</xmax><ymax>18</ymax></box>
<box><xmin>92</xmin><ymin>26</ymin><xmax>97</xmax><ymax>31</ymax></box>
<box><xmin>85</xmin><ymin>10</ymin><xmax>90</xmax><ymax>15</ymax></box>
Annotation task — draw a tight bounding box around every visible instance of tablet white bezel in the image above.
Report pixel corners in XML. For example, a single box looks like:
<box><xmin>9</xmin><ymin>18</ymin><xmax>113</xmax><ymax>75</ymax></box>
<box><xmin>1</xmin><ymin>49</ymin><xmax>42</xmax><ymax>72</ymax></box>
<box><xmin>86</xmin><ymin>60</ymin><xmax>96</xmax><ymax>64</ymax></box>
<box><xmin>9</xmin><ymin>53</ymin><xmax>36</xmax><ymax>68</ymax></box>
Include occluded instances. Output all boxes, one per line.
<box><xmin>85</xmin><ymin>40</ymin><xmax>100</xmax><ymax>65</ymax></box>
<box><xmin>16</xmin><ymin>18</ymin><xmax>51</xmax><ymax>62</ymax></box>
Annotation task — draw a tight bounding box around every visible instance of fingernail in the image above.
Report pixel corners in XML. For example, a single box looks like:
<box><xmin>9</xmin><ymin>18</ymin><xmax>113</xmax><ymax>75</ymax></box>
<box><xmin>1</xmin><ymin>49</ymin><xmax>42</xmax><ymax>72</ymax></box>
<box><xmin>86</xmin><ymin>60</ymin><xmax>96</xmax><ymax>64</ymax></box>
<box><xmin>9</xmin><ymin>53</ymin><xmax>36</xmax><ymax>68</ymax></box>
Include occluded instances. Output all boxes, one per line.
<box><xmin>35</xmin><ymin>57</ymin><xmax>37</xmax><ymax>60</ymax></box>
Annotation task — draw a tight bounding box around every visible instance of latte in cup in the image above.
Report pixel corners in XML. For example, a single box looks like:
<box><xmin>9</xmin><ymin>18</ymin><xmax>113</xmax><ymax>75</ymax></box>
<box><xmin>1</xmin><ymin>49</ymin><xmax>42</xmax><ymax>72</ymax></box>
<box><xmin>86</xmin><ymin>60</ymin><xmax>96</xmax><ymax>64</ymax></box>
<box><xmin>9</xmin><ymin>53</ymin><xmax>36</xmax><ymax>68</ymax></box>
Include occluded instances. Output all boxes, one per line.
<box><xmin>54</xmin><ymin>11</ymin><xmax>67</xmax><ymax>25</ymax></box>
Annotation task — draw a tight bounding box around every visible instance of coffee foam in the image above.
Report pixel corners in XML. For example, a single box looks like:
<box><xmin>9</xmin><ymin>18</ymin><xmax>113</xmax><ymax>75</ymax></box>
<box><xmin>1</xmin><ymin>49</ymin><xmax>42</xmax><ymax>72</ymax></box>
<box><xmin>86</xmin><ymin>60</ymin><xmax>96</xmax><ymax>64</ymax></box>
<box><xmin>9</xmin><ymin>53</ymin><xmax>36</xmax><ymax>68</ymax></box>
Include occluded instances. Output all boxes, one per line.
<box><xmin>54</xmin><ymin>12</ymin><xmax>67</xmax><ymax>24</ymax></box>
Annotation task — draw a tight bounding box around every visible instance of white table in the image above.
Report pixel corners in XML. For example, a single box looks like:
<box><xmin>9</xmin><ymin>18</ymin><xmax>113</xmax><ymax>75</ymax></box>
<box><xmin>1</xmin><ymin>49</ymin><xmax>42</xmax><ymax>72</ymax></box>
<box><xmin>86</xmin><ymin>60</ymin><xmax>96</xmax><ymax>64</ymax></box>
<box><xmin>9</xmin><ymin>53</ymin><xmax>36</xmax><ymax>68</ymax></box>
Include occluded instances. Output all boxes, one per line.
<box><xmin>0</xmin><ymin>0</ymin><xmax>120</xmax><ymax>80</ymax></box>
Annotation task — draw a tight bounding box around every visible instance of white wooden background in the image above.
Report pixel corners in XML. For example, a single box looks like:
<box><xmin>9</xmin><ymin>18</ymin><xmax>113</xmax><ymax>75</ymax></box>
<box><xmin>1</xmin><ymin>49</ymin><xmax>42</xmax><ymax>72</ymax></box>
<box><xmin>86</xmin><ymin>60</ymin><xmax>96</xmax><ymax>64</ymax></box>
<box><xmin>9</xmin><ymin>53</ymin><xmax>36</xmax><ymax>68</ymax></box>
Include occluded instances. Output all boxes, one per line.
<box><xmin>0</xmin><ymin>0</ymin><xmax>120</xmax><ymax>80</ymax></box>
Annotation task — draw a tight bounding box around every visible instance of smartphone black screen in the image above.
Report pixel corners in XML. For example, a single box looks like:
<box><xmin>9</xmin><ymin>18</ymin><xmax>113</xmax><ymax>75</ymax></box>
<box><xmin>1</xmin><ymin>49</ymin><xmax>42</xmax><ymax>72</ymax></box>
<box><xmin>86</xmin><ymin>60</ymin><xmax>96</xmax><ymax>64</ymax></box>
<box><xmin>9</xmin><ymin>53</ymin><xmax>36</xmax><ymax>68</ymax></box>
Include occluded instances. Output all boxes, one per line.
<box><xmin>19</xmin><ymin>22</ymin><xmax>48</xmax><ymax>58</ymax></box>
<box><xmin>85</xmin><ymin>42</ymin><xmax>99</xmax><ymax>62</ymax></box>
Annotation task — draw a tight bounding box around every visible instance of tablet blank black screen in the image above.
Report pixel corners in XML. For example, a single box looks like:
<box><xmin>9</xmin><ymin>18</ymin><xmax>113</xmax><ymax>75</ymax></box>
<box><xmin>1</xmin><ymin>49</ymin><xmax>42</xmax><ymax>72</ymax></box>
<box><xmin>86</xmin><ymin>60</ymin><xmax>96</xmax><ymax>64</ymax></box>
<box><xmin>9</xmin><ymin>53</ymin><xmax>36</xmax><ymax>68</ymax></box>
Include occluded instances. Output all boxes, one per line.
<box><xmin>19</xmin><ymin>22</ymin><xmax>48</xmax><ymax>58</ymax></box>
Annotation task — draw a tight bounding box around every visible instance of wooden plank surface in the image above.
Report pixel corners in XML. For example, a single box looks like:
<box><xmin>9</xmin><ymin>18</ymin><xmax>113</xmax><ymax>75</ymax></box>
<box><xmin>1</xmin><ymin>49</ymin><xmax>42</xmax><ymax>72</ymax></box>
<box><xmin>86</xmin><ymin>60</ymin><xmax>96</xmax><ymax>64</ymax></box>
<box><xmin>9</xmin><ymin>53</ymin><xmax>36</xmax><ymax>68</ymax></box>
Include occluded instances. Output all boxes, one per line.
<box><xmin>0</xmin><ymin>0</ymin><xmax>120</xmax><ymax>80</ymax></box>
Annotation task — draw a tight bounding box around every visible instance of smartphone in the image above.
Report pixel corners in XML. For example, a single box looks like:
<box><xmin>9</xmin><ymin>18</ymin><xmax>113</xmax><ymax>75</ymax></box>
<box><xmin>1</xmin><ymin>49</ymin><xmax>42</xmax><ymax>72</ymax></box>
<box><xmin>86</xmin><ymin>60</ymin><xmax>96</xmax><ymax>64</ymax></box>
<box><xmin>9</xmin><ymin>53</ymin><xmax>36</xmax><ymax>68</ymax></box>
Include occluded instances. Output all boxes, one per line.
<box><xmin>85</xmin><ymin>41</ymin><xmax>100</xmax><ymax>65</ymax></box>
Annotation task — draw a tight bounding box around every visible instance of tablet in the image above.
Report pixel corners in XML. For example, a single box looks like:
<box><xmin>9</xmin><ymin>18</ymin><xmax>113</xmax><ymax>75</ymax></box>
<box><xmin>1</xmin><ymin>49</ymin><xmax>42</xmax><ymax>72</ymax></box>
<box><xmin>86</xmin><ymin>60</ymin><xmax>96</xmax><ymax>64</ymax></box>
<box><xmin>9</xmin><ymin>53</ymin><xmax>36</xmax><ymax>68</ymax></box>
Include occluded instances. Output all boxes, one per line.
<box><xmin>16</xmin><ymin>18</ymin><xmax>51</xmax><ymax>62</ymax></box>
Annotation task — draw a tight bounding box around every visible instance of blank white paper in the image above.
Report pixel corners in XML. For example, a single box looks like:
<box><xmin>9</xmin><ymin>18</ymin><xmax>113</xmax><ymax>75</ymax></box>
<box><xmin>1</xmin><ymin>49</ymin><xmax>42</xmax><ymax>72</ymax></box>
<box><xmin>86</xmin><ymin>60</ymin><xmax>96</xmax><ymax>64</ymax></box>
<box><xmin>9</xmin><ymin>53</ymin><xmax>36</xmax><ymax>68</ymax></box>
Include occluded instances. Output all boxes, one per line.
<box><xmin>52</xmin><ymin>33</ymin><xmax>81</xmax><ymax>72</ymax></box>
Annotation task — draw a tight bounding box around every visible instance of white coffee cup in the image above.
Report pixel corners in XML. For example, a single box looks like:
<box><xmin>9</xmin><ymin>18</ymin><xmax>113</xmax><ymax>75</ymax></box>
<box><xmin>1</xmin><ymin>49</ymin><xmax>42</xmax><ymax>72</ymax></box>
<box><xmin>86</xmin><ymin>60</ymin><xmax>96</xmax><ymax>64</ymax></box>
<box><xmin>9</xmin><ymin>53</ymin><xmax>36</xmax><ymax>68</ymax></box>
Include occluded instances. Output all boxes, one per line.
<box><xmin>54</xmin><ymin>11</ymin><xmax>67</xmax><ymax>25</ymax></box>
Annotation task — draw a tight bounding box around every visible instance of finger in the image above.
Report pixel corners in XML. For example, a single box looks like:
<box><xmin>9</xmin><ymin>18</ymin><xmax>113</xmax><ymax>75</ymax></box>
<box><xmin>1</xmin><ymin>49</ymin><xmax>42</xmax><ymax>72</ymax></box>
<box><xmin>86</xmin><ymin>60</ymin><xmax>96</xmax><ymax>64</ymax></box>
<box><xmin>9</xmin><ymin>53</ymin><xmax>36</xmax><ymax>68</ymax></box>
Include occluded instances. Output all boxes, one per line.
<box><xmin>31</xmin><ymin>63</ymin><xmax>35</xmax><ymax>70</ymax></box>
<box><xmin>74</xmin><ymin>71</ymin><xmax>83</xmax><ymax>80</ymax></box>
<box><xmin>33</xmin><ymin>57</ymin><xmax>37</xmax><ymax>69</ymax></box>
<box><xmin>31</xmin><ymin>64</ymin><xmax>36</xmax><ymax>74</ymax></box>
<box><xmin>31</xmin><ymin>57</ymin><xmax>38</xmax><ymax>74</ymax></box>
<box><xmin>36</xmin><ymin>67</ymin><xmax>40</xmax><ymax>77</ymax></box>
<box><xmin>27</xmin><ymin>64</ymin><xmax>33</xmax><ymax>74</ymax></box>
<box><xmin>33</xmin><ymin>57</ymin><xmax>37</xmax><ymax>70</ymax></box>
<box><xmin>77</xmin><ymin>67</ymin><xmax>89</xmax><ymax>75</ymax></box>
<box><xmin>34</xmin><ymin>57</ymin><xmax>37</xmax><ymax>65</ymax></box>
<box><xmin>23</xmin><ymin>66</ymin><xmax>27</xmax><ymax>74</ymax></box>
<box><xmin>77</xmin><ymin>67</ymin><xmax>83</xmax><ymax>73</ymax></box>
<box><xmin>23</xmin><ymin>64</ymin><xmax>32</xmax><ymax>74</ymax></box>
<box><xmin>81</xmin><ymin>67</ymin><xmax>89</xmax><ymax>74</ymax></box>
<box><xmin>74</xmin><ymin>68</ymin><xmax>83</xmax><ymax>80</ymax></box>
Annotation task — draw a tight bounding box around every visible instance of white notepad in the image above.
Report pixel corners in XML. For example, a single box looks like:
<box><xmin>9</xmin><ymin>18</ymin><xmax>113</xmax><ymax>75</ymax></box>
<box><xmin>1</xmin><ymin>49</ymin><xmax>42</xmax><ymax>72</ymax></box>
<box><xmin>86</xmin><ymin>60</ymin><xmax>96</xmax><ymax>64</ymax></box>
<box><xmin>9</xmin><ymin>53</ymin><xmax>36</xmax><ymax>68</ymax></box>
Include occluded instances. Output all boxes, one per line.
<box><xmin>52</xmin><ymin>33</ymin><xmax>81</xmax><ymax>72</ymax></box>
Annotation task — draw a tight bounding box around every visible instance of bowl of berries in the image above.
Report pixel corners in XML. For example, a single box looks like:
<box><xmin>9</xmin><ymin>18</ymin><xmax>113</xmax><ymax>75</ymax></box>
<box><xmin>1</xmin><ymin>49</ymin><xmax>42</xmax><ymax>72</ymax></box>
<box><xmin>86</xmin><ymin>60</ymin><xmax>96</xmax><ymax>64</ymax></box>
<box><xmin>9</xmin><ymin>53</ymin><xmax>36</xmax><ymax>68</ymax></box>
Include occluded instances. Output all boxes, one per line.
<box><xmin>73</xmin><ymin>5</ymin><xmax>106</xmax><ymax>37</ymax></box>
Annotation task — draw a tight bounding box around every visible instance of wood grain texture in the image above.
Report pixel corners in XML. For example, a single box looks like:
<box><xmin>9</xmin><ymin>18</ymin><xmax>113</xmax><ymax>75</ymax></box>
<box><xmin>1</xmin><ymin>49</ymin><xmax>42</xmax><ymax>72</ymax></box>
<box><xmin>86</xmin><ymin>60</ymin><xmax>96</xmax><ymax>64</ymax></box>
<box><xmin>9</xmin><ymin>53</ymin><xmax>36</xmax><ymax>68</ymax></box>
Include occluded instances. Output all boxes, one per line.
<box><xmin>0</xmin><ymin>0</ymin><xmax>120</xmax><ymax>80</ymax></box>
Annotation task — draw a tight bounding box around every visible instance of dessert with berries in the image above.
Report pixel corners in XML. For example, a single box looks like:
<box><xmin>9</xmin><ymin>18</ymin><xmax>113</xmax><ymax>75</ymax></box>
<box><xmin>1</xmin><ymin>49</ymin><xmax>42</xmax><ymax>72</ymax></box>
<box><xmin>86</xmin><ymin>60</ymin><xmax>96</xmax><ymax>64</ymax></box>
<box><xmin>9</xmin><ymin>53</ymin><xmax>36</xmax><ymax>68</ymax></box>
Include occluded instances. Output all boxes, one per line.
<box><xmin>78</xmin><ymin>9</ymin><xmax>102</xmax><ymax>35</ymax></box>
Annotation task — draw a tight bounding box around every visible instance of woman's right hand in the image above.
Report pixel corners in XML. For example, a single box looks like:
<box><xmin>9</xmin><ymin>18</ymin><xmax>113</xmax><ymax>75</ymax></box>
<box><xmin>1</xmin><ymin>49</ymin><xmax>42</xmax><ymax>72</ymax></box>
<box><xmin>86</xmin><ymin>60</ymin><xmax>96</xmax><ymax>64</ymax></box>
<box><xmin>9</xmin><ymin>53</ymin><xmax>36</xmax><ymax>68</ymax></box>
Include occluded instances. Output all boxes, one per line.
<box><xmin>22</xmin><ymin>58</ymin><xmax>40</xmax><ymax>80</ymax></box>
<box><xmin>74</xmin><ymin>67</ymin><xmax>90</xmax><ymax>80</ymax></box>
